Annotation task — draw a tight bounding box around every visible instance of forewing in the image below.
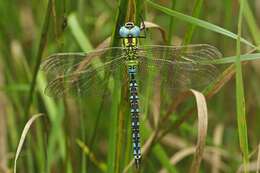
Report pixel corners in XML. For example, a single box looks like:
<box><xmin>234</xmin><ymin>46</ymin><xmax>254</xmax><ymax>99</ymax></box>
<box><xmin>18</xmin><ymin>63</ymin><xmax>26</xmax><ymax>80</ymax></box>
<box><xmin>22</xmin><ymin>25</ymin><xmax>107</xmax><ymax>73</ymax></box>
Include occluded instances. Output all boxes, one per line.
<box><xmin>137</xmin><ymin>44</ymin><xmax>223</xmax><ymax>93</ymax></box>
<box><xmin>41</xmin><ymin>47</ymin><xmax>126</xmax><ymax>97</ymax></box>
<box><xmin>138</xmin><ymin>44</ymin><xmax>222</xmax><ymax>62</ymax></box>
<box><xmin>41</xmin><ymin>47</ymin><xmax>124</xmax><ymax>78</ymax></box>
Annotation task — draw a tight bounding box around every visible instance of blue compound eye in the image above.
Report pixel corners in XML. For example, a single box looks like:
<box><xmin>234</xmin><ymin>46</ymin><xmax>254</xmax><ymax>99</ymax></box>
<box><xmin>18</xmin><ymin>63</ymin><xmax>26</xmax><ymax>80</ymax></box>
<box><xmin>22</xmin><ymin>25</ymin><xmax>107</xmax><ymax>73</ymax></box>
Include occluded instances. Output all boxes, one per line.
<box><xmin>119</xmin><ymin>26</ymin><xmax>130</xmax><ymax>37</ymax></box>
<box><xmin>130</xmin><ymin>26</ymin><xmax>141</xmax><ymax>37</ymax></box>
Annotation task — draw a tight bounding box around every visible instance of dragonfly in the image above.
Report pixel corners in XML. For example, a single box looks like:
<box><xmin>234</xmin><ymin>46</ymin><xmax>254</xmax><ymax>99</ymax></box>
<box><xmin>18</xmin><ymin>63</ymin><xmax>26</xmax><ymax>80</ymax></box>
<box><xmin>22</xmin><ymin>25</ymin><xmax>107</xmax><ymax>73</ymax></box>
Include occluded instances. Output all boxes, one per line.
<box><xmin>41</xmin><ymin>22</ymin><xmax>222</xmax><ymax>168</ymax></box>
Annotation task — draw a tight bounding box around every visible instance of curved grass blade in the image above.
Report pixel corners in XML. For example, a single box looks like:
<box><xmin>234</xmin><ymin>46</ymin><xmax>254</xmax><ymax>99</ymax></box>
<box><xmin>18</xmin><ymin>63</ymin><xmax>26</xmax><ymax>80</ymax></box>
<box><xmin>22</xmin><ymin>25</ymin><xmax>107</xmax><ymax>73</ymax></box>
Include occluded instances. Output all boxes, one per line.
<box><xmin>144</xmin><ymin>21</ymin><xmax>167</xmax><ymax>43</ymax></box>
<box><xmin>188</xmin><ymin>89</ymin><xmax>208</xmax><ymax>173</ymax></box>
<box><xmin>14</xmin><ymin>114</ymin><xmax>45</xmax><ymax>173</ymax></box>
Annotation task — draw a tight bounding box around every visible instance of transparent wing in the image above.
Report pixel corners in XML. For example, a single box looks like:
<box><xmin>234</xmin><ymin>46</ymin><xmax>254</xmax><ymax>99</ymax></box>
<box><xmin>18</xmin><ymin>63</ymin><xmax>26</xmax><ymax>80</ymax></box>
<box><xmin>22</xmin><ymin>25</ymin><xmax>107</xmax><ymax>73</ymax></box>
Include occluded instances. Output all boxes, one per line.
<box><xmin>41</xmin><ymin>47</ymin><xmax>124</xmax><ymax>78</ymax></box>
<box><xmin>41</xmin><ymin>47</ymin><xmax>127</xmax><ymax>97</ymax></box>
<box><xmin>136</xmin><ymin>44</ymin><xmax>223</xmax><ymax>93</ymax></box>
<box><xmin>138</xmin><ymin>44</ymin><xmax>222</xmax><ymax>61</ymax></box>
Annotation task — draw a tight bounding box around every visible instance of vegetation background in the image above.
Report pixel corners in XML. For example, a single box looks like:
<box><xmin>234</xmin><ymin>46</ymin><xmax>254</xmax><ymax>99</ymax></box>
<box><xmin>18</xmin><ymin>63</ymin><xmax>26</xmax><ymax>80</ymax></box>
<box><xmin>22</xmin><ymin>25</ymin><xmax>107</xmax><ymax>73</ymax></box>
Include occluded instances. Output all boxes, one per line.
<box><xmin>0</xmin><ymin>0</ymin><xmax>259</xmax><ymax>173</ymax></box>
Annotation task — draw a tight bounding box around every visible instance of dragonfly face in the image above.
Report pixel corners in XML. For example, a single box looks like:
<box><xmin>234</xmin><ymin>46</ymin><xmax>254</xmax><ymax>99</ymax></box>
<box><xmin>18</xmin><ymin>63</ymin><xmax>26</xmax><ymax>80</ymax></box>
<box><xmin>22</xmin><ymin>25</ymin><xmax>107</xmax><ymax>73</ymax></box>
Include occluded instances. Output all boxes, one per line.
<box><xmin>119</xmin><ymin>22</ymin><xmax>140</xmax><ymax>47</ymax></box>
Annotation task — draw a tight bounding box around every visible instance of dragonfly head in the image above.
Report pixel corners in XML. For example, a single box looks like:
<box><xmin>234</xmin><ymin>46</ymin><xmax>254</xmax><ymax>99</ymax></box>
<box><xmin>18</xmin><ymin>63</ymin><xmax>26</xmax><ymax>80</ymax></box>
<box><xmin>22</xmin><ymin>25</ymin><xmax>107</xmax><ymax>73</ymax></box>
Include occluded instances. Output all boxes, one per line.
<box><xmin>119</xmin><ymin>22</ymin><xmax>141</xmax><ymax>47</ymax></box>
<box><xmin>119</xmin><ymin>22</ymin><xmax>141</xmax><ymax>38</ymax></box>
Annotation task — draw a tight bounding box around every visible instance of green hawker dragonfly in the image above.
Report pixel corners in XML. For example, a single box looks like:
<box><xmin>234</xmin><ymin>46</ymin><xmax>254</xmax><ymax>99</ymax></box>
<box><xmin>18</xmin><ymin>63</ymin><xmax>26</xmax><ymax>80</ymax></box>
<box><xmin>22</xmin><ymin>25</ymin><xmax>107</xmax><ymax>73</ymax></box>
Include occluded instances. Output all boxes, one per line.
<box><xmin>41</xmin><ymin>22</ymin><xmax>222</xmax><ymax>168</ymax></box>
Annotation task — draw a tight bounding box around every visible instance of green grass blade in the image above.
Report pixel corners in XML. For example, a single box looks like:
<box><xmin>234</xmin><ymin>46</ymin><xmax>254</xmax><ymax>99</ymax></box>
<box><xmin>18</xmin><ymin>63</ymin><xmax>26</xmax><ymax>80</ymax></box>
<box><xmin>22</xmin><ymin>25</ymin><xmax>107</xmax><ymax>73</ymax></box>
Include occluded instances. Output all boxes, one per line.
<box><xmin>37</xmin><ymin>71</ymin><xmax>67</xmax><ymax>173</ymax></box>
<box><xmin>182</xmin><ymin>0</ymin><xmax>203</xmax><ymax>45</ymax></box>
<box><xmin>167</xmin><ymin>0</ymin><xmax>176</xmax><ymax>45</ymax></box>
<box><xmin>136</xmin><ymin>0</ymin><xmax>145</xmax><ymax>25</ymax></box>
<box><xmin>236</xmin><ymin>0</ymin><xmax>249</xmax><ymax>172</ymax></box>
<box><xmin>107</xmin><ymin>80</ymin><xmax>121</xmax><ymax>173</ymax></box>
<box><xmin>25</xmin><ymin>0</ymin><xmax>52</xmax><ymax>117</ymax></box>
<box><xmin>107</xmin><ymin>0</ymin><xmax>128</xmax><ymax>172</ymax></box>
<box><xmin>68</xmin><ymin>13</ymin><xmax>93</xmax><ymax>51</ymax></box>
<box><xmin>153</xmin><ymin>144</ymin><xmax>178</xmax><ymax>173</ymax></box>
<box><xmin>243</xmin><ymin>1</ymin><xmax>260</xmax><ymax>45</ymax></box>
<box><xmin>200</xmin><ymin>53</ymin><xmax>260</xmax><ymax>64</ymax></box>
<box><xmin>76</xmin><ymin>139</ymin><xmax>107</xmax><ymax>172</ymax></box>
<box><xmin>146</xmin><ymin>0</ymin><xmax>255</xmax><ymax>48</ymax></box>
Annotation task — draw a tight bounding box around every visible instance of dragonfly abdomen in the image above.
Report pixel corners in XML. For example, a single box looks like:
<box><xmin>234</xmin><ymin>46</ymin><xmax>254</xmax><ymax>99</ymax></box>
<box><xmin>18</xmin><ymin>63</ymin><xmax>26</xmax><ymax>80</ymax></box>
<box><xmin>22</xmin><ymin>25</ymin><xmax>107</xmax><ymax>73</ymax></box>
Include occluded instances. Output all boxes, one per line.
<box><xmin>128</xmin><ymin>64</ymin><xmax>141</xmax><ymax>168</ymax></box>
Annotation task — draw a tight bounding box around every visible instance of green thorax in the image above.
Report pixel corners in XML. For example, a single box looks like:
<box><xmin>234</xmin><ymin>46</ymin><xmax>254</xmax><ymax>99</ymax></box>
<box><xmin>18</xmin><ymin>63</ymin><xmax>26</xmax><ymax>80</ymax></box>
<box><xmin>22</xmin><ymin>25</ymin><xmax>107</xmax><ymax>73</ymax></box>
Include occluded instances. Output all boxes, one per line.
<box><xmin>123</xmin><ymin>37</ymin><xmax>139</xmax><ymax>66</ymax></box>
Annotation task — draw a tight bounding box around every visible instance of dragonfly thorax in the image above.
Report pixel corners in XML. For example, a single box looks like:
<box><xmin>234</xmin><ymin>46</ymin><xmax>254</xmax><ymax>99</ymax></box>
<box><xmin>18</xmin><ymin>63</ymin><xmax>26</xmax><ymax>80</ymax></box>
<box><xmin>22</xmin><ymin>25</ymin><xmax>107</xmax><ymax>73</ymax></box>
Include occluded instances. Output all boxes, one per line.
<box><xmin>124</xmin><ymin>46</ymin><xmax>138</xmax><ymax>61</ymax></box>
<box><xmin>122</xmin><ymin>37</ymin><xmax>138</xmax><ymax>47</ymax></box>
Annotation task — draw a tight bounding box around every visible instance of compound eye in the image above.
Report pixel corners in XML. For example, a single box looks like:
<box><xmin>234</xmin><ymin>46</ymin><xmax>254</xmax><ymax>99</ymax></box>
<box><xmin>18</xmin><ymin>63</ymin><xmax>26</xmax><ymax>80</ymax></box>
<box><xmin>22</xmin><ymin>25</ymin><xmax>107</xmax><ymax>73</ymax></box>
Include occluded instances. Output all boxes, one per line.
<box><xmin>130</xmin><ymin>26</ymin><xmax>141</xmax><ymax>37</ymax></box>
<box><xmin>119</xmin><ymin>26</ymin><xmax>130</xmax><ymax>37</ymax></box>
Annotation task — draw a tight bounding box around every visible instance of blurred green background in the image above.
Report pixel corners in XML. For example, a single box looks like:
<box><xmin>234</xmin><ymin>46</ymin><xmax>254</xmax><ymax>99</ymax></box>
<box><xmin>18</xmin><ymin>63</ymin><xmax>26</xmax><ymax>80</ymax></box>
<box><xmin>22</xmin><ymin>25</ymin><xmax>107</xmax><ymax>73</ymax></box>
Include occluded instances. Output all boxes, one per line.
<box><xmin>0</xmin><ymin>0</ymin><xmax>259</xmax><ymax>173</ymax></box>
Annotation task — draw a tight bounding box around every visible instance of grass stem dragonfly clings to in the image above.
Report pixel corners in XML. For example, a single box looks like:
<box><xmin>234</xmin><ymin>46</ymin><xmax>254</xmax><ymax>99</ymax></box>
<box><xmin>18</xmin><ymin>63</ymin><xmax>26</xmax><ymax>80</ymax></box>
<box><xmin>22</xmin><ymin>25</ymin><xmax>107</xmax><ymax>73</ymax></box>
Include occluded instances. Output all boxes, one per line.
<box><xmin>42</xmin><ymin>21</ymin><xmax>222</xmax><ymax>168</ymax></box>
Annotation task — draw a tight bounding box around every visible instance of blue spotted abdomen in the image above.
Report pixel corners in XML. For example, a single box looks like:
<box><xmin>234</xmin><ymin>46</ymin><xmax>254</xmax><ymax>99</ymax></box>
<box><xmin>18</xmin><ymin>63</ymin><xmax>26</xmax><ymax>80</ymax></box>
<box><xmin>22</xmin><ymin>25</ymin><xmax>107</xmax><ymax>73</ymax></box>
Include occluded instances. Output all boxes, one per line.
<box><xmin>128</xmin><ymin>65</ymin><xmax>141</xmax><ymax>167</ymax></box>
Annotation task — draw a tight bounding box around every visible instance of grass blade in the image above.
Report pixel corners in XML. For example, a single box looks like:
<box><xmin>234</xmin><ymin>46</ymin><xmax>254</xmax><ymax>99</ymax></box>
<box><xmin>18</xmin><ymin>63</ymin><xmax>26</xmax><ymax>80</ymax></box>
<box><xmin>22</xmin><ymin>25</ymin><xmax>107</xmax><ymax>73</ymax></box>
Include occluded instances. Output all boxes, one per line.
<box><xmin>146</xmin><ymin>0</ymin><xmax>255</xmax><ymax>48</ymax></box>
<box><xmin>243</xmin><ymin>1</ymin><xmax>260</xmax><ymax>45</ymax></box>
<box><xmin>257</xmin><ymin>144</ymin><xmax>260</xmax><ymax>173</ymax></box>
<box><xmin>235</xmin><ymin>0</ymin><xmax>249</xmax><ymax>172</ymax></box>
<box><xmin>211</xmin><ymin>124</ymin><xmax>224</xmax><ymax>173</ymax></box>
<box><xmin>22</xmin><ymin>2</ymin><xmax>52</xmax><ymax>170</ymax></box>
<box><xmin>153</xmin><ymin>144</ymin><xmax>178</xmax><ymax>173</ymax></box>
<box><xmin>182</xmin><ymin>0</ymin><xmax>203</xmax><ymax>45</ymax></box>
<box><xmin>189</xmin><ymin>90</ymin><xmax>208</xmax><ymax>173</ymax></box>
<box><xmin>107</xmin><ymin>0</ymin><xmax>128</xmax><ymax>172</ymax></box>
<box><xmin>14</xmin><ymin>114</ymin><xmax>44</xmax><ymax>173</ymax></box>
<box><xmin>68</xmin><ymin>13</ymin><xmax>93</xmax><ymax>51</ymax></box>
<box><xmin>201</xmin><ymin>52</ymin><xmax>260</xmax><ymax>64</ymax></box>
<box><xmin>167</xmin><ymin>0</ymin><xmax>176</xmax><ymax>45</ymax></box>
<box><xmin>76</xmin><ymin>139</ymin><xmax>107</xmax><ymax>172</ymax></box>
<box><xmin>0</xmin><ymin>64</ymin><xmax>8</xmax><ymax>173</ymax></box>
<box><xmin>25</xmin><ymin>0</ymin><xmax>52</xmax><ymax>117</ymax></box>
